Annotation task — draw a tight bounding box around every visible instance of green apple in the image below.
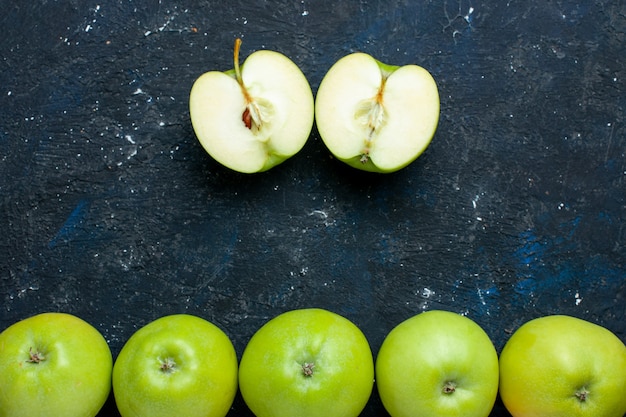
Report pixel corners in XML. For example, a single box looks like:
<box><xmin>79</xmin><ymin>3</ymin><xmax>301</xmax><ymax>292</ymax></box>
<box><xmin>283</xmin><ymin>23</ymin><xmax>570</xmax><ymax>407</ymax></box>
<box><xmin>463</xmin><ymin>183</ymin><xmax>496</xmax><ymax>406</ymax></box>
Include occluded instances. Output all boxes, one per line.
<box><xmin>238</xmin><ymin>308</ymin><xmax>374</xmax><ymax>417</ymax></box>
<box><xmin>189</xmin><ymin>38</ymin><xmax>314</xmax><ymax>173</ymax></box>
<box><xmin>315</xmin><ymin>52</ymin><xmax>439</xmax><ymax>173</ymax></box>
<box><xmin>112</xmin><ymin>314</ymin><xmax>238</xmax><ymax>417</ymax></box>
<box><xmin>0</xmin><ymin>312</ymin><xmax>113</xmax><ymax>417</ymax></box>
<box><xmin>499</xmin><ymin>315</ymin><xmax>626</xmax><ymax>417</ymax></box>
<box><xmin>375</xmin><ymin>310</ymin><xmax>499</xmax><ymax>417</ymax></box>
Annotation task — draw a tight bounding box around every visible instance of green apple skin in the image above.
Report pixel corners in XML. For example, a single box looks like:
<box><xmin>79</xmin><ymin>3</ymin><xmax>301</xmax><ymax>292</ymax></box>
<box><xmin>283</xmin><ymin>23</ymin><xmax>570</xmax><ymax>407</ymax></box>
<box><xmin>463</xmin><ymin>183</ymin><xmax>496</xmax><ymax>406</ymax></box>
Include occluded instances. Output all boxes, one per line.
<box><xmin>112</xmin><ymin>314</ymin><xmax>238</xmax><ymax>417</ymax></box>
<box><xmin>189</xmin><ymin>46</ymin><xmax>314</xmax><ymax>174</ymax></box>
<box><xmin>315</xmin><ymin>52</ymin><xmax>440</xmax><ymax>173</ymax></box>
<box><xmin>499</xmin><ymin>315</ymin><xmax>626</xmax><ymax>417</ymax></box>
<box><xmin>375</xmin><ymin>310</ymin><xmax>499</xmax><ymax>417</ymax></box>
<box><xmin>0</xmin><ymin>312</ymin><xmax>113</xmax><ymax>417</ymax></box>
<box><xmin>238</xmin><ymin>308</ymin><xmax>375</xmax><ymax>417</ymax></box>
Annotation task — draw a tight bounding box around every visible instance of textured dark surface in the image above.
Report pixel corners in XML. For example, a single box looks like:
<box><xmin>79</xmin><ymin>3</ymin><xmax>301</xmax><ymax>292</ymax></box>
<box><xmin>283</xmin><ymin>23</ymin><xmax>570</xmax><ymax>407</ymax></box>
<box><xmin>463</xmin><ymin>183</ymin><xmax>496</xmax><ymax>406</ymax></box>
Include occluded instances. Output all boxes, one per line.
<box><xmin>1</xmin><ymin>1</ymin><xmax>625</xmax><ymax>416</ymax></box>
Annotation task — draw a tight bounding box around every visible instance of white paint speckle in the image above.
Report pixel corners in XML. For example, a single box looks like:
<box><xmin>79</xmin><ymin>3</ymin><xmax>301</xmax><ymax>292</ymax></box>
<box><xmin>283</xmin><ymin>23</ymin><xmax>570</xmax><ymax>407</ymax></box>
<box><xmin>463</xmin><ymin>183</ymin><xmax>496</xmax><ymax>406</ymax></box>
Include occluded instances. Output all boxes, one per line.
<box><xmin>472</xmin><ymin>194</ymin><xmax>480</xmax><ymax>209</ymax></box>
<box><xmin>421</xmin><ymin>288</ymin><xmax>434</xmax><ymax>298</ymax></box>
<box><xmin>309</xmin><ymin>210</ymin><xmax>328</xmax><ymax>219</ymax></box>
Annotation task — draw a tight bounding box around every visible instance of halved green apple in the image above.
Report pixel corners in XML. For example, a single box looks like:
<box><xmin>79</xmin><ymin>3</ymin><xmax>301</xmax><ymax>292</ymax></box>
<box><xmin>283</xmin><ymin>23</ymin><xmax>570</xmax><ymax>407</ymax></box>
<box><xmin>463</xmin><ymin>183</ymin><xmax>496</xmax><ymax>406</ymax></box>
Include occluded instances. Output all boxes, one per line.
<box><xmin>190</xmin><ymin>39</ymin><xmax>314</xmax><ymax>173</ymax></box>
<box><xmin>315</xmin><ymin>52</ymin><xmax>440</xmax><ymax>173</ymax></box>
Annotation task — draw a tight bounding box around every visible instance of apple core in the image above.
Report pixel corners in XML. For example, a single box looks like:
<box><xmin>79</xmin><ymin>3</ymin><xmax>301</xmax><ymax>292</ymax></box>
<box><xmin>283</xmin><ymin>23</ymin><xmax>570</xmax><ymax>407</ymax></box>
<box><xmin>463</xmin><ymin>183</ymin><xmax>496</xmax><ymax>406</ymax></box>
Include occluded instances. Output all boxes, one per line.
<box><xmin>355</xmin><ymin>70</ymin><xmax>389</xmax><ymax>163</ymax></box>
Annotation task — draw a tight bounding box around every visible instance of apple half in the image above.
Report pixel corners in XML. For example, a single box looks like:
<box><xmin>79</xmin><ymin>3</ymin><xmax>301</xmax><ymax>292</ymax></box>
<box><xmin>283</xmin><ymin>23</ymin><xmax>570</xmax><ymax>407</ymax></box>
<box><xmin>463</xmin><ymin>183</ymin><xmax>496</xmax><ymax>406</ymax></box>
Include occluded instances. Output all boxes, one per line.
<box><xmin>315</xmin><ymin>52</ymin><xmax>440</xmax><ymax>173</ymax></box>
<box><xmin>190</xmin><ymin>39</ymin><xmax>314</xmax><ymax>173</ymax></box>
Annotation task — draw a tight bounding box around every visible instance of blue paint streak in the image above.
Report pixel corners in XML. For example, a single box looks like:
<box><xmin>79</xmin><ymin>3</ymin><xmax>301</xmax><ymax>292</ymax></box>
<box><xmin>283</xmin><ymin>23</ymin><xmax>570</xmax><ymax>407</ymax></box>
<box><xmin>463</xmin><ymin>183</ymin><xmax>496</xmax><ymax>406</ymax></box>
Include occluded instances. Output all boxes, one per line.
<box><xmin>48</xmin><ymin>199</ymin><xmax>88</xmax><ymax>248</ymax></box>
<box><xmin>513</xmin><ymin>230</ymin><xmax>546</xmax><ymax>267</ymax></box>
<box><xmin>597</xmin><ymin>211</ymin><xmax>613</xmax><ymax>224</ymax></box>
<box><xmin>561</xmin><ymin>215</ymin><xmax>582</xmax><ymax>239</ymax></box>
<box><xmin>514</xmin><ymin>278</ymin><xmax>537</xmax><ymax>296</ymax></box>
<box><xmin>511</xmin><ymin>217</ymin><xmax>624</xmax><ymax>307</ymax></box>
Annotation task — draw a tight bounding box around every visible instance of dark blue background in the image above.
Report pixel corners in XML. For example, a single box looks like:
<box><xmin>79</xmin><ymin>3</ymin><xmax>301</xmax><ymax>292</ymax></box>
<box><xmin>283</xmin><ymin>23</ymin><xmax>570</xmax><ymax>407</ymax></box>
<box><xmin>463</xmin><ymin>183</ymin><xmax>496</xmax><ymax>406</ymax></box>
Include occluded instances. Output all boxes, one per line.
<box><xmin>1</xmin><ymin>1</ymin><xmax>624</xmax><ymax>416</ymax></box>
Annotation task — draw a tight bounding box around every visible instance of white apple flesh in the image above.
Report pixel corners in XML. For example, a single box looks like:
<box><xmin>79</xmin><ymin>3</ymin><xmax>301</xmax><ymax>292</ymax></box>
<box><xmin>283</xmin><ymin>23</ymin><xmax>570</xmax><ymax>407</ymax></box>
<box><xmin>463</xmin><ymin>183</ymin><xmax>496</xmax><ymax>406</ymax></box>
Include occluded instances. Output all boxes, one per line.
<box><xmin>190</xmin><ymin>39</ymin><xmax>314</xmax><ymax>173</ymax></box>
<box><xmin>315</xmin><ymin>52</ymin><xmax>440</xmax><ymax>173</ymax></box>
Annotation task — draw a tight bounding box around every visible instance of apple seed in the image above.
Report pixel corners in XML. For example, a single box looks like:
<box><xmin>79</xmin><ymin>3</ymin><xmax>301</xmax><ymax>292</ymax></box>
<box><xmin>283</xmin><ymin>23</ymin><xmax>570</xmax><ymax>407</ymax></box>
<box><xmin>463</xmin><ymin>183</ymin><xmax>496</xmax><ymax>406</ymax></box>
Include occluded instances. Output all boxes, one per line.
<box><xmin>302</xmin><ymin>362</ymin><xmax>315</xmax><ymax>377</ymax></box>
<box><xmin>27</xmin><ymin>347</ymin><xmax>46</xmax><ymax>363</ymax></box>
<box><xmin>242</xmin><ymin>107</ymin><xmax>252</xmax><ymax>129</ymax></box>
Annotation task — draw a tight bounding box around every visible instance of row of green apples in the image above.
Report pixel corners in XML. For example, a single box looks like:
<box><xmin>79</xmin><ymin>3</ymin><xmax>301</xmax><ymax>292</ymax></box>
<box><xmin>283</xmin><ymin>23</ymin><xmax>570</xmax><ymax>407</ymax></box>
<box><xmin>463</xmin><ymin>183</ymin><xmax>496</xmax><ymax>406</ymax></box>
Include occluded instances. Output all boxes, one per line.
<box><xmin>1</xmin><ymin>308</ymin><xmax>625</xmax><ymax>417</ymax></box>
<box><xmin>189</xmin><ymin>39</ymin><xmax>440</xmax><ymax>174</ymax></box>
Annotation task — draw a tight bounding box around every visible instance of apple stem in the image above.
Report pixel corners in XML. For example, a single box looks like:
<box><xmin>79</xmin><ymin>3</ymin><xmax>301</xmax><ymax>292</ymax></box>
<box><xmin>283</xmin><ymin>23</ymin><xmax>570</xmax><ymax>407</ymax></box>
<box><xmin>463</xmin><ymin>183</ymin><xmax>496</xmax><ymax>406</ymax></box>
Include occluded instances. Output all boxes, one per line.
<box><xmin>302</xmin><ymin>362</ymin><xmax>315</xmax><ymax>377</ymax></box>
<box><xmin>233</xmin><ymin>38</ymin><xmax>262</xmax><ymax>131</ymax></box>
<box><xmin>233</xmin><ymin>38</ymin><xmax>244</xmax><ymax>87</ymax></box>
<box><xmin>27</xmin><ymin>347</ymin><xmax>45</xmax><ymax>363</ymax></box>
<box><xmin>575</xmin><ymin>387</ymin><xmax>589</xmax><ymax>402</ymax></box>
<box><xmin>159</xmin><ymin>357</ymin><xmax>177</xmax><ymax>374</ymax></box>
<box><xmin>442</xmin><ymin>381</ymin><xmax>456</xmax><ymax>394</ymax></box>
